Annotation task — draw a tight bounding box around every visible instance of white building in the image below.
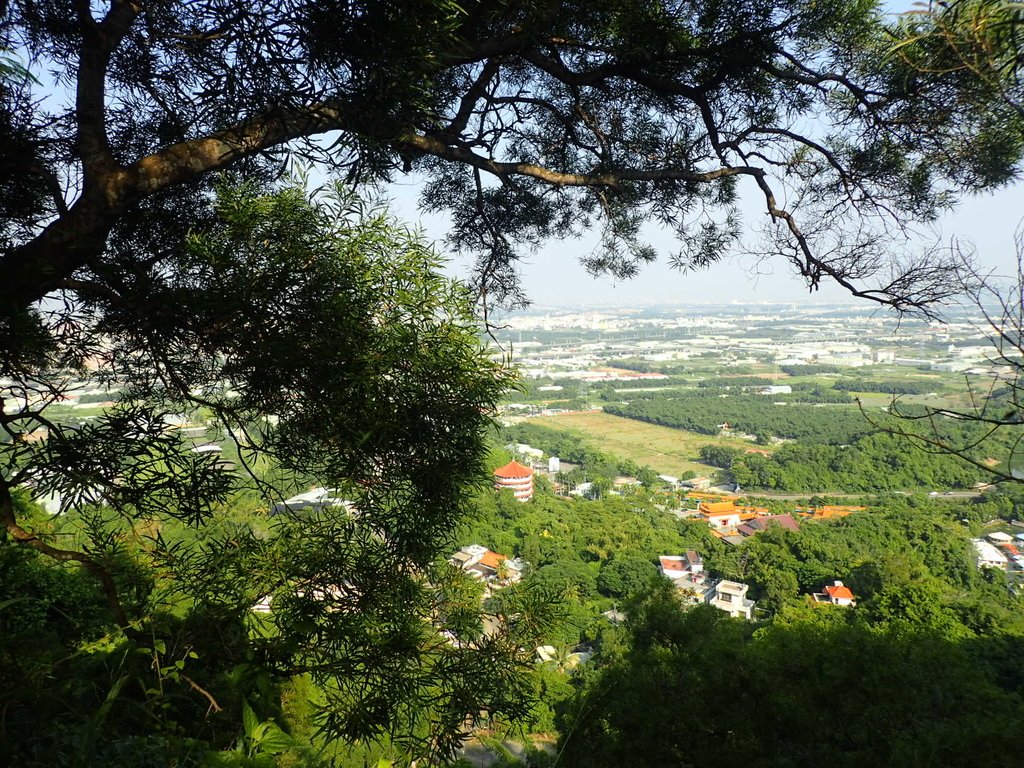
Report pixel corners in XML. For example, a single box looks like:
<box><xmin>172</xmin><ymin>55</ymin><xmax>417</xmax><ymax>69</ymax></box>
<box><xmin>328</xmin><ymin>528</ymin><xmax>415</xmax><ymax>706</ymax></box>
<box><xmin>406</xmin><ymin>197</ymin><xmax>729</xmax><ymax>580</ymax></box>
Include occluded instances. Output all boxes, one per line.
<box><xmin>823</xmin><ymin>580</ymin><xmax>856</xmax><ymax>606</ymax></box>
<box><xmin>708</xmin><ymin>580</ymin><xmax>756</xmax><ymax>620</ymax></box>
<box><xmin>931</xmin><ymin>361</ymin><xmax>970</xmax><ymax>372</ymax></box>
<box><xmin>659</xmin><ymin>551</ymin><xmax>704</xmax><ymax>581</ymax></box>
<box><xmin>815</xmin><ymin>354</ymin><xmax>868</xmax><ymax>367</ymax></box>
<box><xmin>972</xmin><ymin>539</ymin><xmax>1009</xmax><ymax>570</ymax></box>
<box><xmin>270</xmin><ymin>488</ymin><xmax>350</xmax><ymax>516</ymax></box>
<box><xmin>451</xmin><ymin>545</ymin><xmax>524</xmax><ymax>584</ymax></box>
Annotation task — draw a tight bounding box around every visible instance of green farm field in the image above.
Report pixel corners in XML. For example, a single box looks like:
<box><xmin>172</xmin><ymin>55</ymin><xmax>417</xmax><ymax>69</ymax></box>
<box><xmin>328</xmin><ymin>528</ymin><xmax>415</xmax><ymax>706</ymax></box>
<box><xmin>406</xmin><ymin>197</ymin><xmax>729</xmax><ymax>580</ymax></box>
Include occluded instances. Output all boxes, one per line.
<box><xmin>531</xmin><ymin>410</ymin><xmax>769</xmax><ymax>477</ymax></box>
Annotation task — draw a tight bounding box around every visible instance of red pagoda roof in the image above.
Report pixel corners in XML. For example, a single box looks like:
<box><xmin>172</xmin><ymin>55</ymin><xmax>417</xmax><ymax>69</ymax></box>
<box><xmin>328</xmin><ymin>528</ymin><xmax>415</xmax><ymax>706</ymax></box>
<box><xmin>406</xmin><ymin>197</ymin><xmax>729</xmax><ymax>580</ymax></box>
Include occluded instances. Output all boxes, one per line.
<box><xmin>494</xmin><ymin>460</ymin><xmax>533</xmax><ymax>479</ymax></box>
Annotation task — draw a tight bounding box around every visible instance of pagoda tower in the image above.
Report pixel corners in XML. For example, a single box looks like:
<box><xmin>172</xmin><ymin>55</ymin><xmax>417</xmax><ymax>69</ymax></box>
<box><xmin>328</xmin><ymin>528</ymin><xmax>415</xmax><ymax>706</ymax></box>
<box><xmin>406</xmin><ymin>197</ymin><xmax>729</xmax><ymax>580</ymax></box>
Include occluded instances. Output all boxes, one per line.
<box><xmin>493</xmin><ymin>459</ymin><xmax>534</xmax><ymax>502</ymax></box>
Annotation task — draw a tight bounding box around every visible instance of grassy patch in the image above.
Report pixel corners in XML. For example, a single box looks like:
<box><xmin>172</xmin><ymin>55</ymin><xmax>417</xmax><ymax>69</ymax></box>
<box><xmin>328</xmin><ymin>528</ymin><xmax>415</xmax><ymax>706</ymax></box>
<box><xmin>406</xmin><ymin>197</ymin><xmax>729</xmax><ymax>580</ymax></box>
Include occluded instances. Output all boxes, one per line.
<box><xmin>530</xmin><ymin>411</ymin><xmax>771</xmax><ymax>476</ymax></box>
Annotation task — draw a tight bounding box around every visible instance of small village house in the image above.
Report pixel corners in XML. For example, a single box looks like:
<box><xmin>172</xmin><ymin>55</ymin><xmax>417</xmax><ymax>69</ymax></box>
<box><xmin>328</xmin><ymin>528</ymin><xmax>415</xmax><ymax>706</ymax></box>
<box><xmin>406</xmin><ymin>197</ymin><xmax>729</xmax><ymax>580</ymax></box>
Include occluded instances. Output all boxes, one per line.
<box><xmin>708</xmin><ymin>580</ymin><xmax>756</xmax><ymax>620</ymax></box>
<box><xmin>451</xmin><ymin>544</ymin><xmax>524</xmax><ymax>584</ymax></box>
<box><xmin>973</xmin><ymin>539</ymin><xmax>1009</xmax><ymax>570</ymax></box>
<box><xmin>659</xmin><ymin>551</ymin><xmax>705</xmax><ymax>582</ymax></box>
<box><xmin>815</xmin><ymin>580</ymin><xmax>856</xmax><ymax>606</ymax></box>
<box><xmin>736</xmin><ymin>513</ymin><xmax>800</xmax><ymax>537</ymax></box>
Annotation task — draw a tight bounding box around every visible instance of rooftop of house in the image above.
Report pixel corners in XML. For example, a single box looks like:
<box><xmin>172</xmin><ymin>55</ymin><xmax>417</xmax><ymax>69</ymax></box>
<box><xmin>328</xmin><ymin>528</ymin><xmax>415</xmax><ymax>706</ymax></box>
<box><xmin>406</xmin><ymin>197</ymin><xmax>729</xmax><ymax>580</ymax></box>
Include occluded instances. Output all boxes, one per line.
<box><xmin>659</xmin><ymin>556</ymin><xmax>688</xmax><ymax>572</ymax></box>
<box><xmin>701</xmin><ymin>500</ymin><xmax>739</xmax><ymax>516</ymax></box>
<box><xmin>717</xmin><ymin>580</ymin><xmax>749</xmax><ymax>595</ymax></box>
<box><xmin>972</xmin><ymin>538</ymin><xmax>1008</xmax><ymax>562</ymax></box>
<box><xmin>825</xmin><ymin>581</ymin><xmax>855</xmax><ymax>601</ymax></box>
<box><xmin>478</xmin><ymin>550</ymin><xmax>509</xmax><ymax>569</ymax></box>
<box><xmin>738</xmin><ymin>513</ymin><xmax>801</xmax><ymax>536</ymax></box>
<box><xmin>494</xmin><ymin>460</ymin><xmax>534</xmax><ymax>479</ymax></box>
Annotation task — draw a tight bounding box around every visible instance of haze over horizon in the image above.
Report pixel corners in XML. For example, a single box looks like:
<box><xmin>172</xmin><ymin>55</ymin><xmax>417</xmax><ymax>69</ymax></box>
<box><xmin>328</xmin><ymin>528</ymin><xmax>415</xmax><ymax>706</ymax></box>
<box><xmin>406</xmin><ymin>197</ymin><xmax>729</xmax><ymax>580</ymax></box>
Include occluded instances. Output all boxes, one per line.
<box><xmin>388</xmin><ymin>179</ymin><xmax>1024</xmax><ymax>311</ymax></box>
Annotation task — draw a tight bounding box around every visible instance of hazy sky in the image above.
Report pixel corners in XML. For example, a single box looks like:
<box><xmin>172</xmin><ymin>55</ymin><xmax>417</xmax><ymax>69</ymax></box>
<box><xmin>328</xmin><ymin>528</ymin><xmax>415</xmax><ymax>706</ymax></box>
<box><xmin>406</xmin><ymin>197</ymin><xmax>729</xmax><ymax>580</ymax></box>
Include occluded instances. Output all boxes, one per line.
<box><xmin>386</xmin><ymin>173</ymin><xmax>1024</xmax><ymax>310</ymax></box>
<box><xmin>382</xmin><ymin>0</ymin><xmax>1024</xmax><ymax>310</ymax></box>
<box><xmin>25</xmin><ymin>1</ymin><xmax>1021</xmax><ymax>310</ymax></box>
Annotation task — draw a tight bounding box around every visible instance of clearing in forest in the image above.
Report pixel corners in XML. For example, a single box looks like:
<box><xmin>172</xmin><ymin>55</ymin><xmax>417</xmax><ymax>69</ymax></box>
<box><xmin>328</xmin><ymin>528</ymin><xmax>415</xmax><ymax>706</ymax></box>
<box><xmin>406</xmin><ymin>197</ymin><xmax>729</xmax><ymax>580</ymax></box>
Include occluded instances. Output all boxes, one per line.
<box><xmin>531</xmin><ymin>411</ymin><xmax>771</xmax><ymax>477</ymax></box>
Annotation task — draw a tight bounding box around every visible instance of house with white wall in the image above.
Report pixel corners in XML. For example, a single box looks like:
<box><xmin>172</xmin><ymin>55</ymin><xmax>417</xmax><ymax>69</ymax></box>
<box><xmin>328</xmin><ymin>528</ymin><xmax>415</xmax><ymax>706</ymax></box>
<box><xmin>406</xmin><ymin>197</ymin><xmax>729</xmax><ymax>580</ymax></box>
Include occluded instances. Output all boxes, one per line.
<box><xmin>699</xmin><ymin>501</ymin><xmax>743</xmax><ymax>529</ymax></box>
<box><xmin>708</xmin><ymin>580</ymin><xmax>756</xmax><ymax>620</ymax></box>
<box><xmin>451</xmin><ymin>544</ymin><xmax>524</xmax><ymax>584</ymax></box>
<box><xmin>972</xmin><ymin>539</ymin><xmax>1009</xmax><ymax>570</ymax></box>
<box><xmin>813</xmin><ymin>580</ymin><xmax>856</xmax><ymax>606</ymax></box>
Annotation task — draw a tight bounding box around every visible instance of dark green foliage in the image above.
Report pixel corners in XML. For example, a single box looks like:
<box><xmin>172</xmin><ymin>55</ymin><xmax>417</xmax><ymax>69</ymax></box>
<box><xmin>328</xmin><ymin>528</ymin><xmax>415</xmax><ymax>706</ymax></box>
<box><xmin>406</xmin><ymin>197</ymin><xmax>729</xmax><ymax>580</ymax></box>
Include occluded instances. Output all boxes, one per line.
<box><xmin>0</xmin><ymin>523</ymin><xmax>258</xmax><ymax>766</ymax></box>
<box><xmin>780</xmin><ymin>364</ymin><xmax>844</xmax><ymax>375</ymax></box>
<box><xmin>892</xmin><ymin>1</ymin><xmax>1024</xmax><ymax>190</ymax></box>
<box><xmin>459</xmin><ymin>488</ymin><xmax>721</xmax><ymax>649</ymax></box>
<box><xmin>559</xmin><ymin>583</ymin><xmax>1024</xmax><ymax>768</ymax></box>
<box><xmin>465</xmin><ymin>491</ymin><xmax>717</xmax><ymax>571</ymax></box>
<box><xmin>4</xmin><ymin>0</ymin><xmax>1024</xmax><ymax>323</ymax></box>
<box><xmin>716</xmin><ymin>502</ymin><xmax>985</xmax><ymax>610</ymax></box>
<box><xmin>527</xmin><ymin>667</ymin><xmax>576</xmax><ymax>735</ymax></box>
<box><xmin>0</xmin><ymin>183</ymin><xmax>533</xmax><ymax>766</ymax></box>
<box><xmin>511</xmin><ymin>378</ymin><xmax>589</xmax><ymax>404</ymax></box>
<box><xmin>596</xmin><ymin>555</ymin><xmax>659</xmax><ymax>599</ymax></box>
<box><xmin>698</xmin><ymin>444</ymin><xmax>742</xmax><ymax>469</ymax></box>
<box><xmin>968</xmin><ymin>483</ymin><xmax>1024</xmax><ymax>524</ymax></box>
<box><xmin>604</xmin><ymin>389</ymin><xmax>993</xmax><ymax>490</ymax></box>
<box><xmin>466</xmin><ymin>459</ymin><xmax>1023</xmax><ymax>764</ymax></box>
<box><xmin>0</xmin><ymin>62</ymin><xmax>49</xmax><ymax>247</ymax></box>
<box><xmin>784</xmin><ymin>384</ymin><xmax>855</xmax><ymax>404</ymax></box>
<box><xmin>529</xmin><ymin>561</ymin><xmax>601</xmax><ymax>601</ymax></box>
<box><xmin>730</xmin><ymin>432</ymin><xmax>987</xmax><ymax>491</ymax></box>
<box><xmin>605</xmin><ymin>392</ymin><xmax>875</xmax><ymax>443</ymax></box>
<box><xmin>4</xmin><ymin>1</ymin><xmax>1024</xmax><ymax>761</ymax></box>
<box><xmin>0</xmin><ymin>503</ymin><xmax>108</xmax><ymax>654</ymax></box>
<box><xmin>605</xmin><ymin>359</ymin><xmax>679</xmax><ymax>375</ymax></box>
<box><xmin>834</xmin><ymin>379</ymin><xmax>942</xmax><ymax>395</ymax></box>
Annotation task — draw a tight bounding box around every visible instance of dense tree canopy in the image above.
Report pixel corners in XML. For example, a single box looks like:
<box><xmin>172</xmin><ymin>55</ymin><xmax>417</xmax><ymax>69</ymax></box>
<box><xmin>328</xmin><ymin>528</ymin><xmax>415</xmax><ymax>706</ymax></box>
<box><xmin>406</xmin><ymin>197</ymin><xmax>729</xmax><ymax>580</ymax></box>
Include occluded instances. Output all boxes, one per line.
<box><xmin>3</xmin><ymin>0</ymin><xmax>1023</xmax><ymax>329</ymax></box>
<box><xmin>558</xmin><ymin>583</ymin><xmax>1024</xmax><ymax>768</ymax></box>
<box><xmin>604</xmin><ymin>391</ymin><xmax>876</xmax><ymax>443</ymax></box>
<box><xmin>555</xmin><ymin>491</ymin><xmax>1024</xmax><ymax>765</ymax></box>
<box><xmin>0</xmin><ymin>182</ymin><xmax>538</xmax><ymax>764</ymax></box>
<box><xmin>4</xmin><ymin>1</ymin><xmax>1024</xmax><ymax>763</ymax></box>
<box><xmin>868</xmin><ymin>1</ymin><xmax>1024</xmax><ymax>484</ymax></box>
